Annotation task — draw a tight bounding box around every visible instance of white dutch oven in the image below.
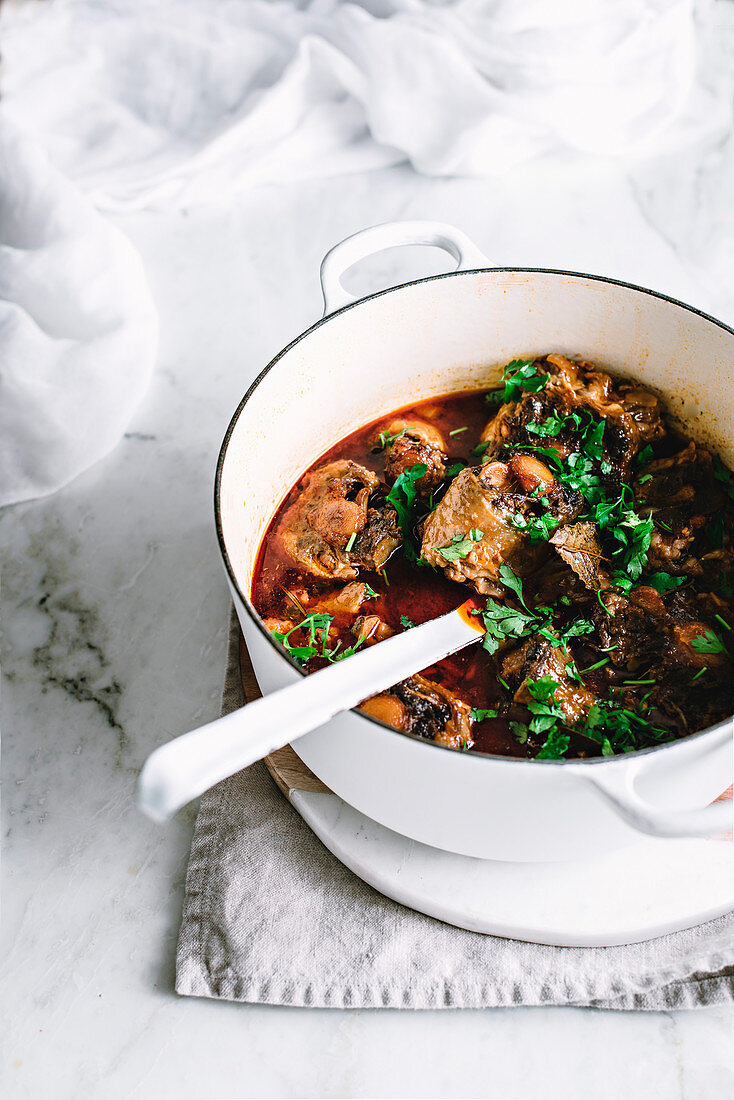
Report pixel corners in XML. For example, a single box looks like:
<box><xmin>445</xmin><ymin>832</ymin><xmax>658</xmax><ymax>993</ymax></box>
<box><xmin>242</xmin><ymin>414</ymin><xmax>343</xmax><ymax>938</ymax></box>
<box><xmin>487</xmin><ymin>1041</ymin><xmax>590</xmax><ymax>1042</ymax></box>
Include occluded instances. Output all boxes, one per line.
<box><xmin>216</xmin><ymin>220</ymin><xmax>733</xmax><ymax>862</ymax></box>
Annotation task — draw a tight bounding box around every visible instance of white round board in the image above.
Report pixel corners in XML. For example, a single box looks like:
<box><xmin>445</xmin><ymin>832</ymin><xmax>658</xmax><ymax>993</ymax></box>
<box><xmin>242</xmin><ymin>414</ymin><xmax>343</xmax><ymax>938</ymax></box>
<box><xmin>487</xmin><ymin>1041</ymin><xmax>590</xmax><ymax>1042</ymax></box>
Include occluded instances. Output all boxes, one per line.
<box><xmin>289</xmin><ymin>788</ymin><xmax>734</xmax><ymax>947</ymax></box>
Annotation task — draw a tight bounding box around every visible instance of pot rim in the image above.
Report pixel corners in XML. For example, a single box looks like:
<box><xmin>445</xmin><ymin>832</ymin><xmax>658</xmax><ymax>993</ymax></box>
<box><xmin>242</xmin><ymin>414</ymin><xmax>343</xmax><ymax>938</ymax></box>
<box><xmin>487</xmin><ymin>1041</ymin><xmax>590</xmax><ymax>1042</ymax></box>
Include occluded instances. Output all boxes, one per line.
<box><xmin>215</xmin><ymin>265</ymin><xmax>734</xmax><ymax>768</ymax></box>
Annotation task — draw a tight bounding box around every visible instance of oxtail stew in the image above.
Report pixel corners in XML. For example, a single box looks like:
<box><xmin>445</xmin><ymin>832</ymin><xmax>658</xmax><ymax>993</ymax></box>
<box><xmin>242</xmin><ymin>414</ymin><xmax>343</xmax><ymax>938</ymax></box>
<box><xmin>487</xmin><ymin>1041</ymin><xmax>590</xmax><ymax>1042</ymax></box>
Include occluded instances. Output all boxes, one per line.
<box><xmin>252</xmin><ymin>355</ymin><xmax>734</xmax><ymax>759</ymax></box>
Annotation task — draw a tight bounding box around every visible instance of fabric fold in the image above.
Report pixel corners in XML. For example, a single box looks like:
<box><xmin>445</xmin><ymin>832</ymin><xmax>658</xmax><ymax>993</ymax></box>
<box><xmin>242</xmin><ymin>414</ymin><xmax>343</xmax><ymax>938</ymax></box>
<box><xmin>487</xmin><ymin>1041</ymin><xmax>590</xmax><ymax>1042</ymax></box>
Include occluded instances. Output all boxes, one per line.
<box><xmin>0</xmin><ymin>111</ymin><xmax>157</xmax><ymax>506</ymax></box>
<box><xmin>4</xmin><ymin>0</ymin><xmax>730</xmax><ymax>212</ymax></box>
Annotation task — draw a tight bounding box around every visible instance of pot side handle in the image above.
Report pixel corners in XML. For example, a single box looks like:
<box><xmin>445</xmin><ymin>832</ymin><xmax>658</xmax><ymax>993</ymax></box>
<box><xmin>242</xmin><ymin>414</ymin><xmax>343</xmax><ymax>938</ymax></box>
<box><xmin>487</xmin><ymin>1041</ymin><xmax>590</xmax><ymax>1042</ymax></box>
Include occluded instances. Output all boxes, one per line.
<box><xmin>320</xmin><ymin>220</ymin><xmax>489</xmax><ymax>316</ymax></box>
<box><xmin>577</xmin><ymin>745</ymin><xmax>733</xmax><ymax>839</ymax></box>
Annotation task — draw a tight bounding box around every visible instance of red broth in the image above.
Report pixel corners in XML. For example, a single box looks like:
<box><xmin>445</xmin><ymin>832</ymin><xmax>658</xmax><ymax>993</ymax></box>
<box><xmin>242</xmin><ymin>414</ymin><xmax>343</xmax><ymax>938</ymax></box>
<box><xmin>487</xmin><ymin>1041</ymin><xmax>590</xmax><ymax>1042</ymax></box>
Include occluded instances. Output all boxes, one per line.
<box><xmin>253</xmin><ymin>391</ymin><xmax>571</xmax><ymax>757</ymax></box>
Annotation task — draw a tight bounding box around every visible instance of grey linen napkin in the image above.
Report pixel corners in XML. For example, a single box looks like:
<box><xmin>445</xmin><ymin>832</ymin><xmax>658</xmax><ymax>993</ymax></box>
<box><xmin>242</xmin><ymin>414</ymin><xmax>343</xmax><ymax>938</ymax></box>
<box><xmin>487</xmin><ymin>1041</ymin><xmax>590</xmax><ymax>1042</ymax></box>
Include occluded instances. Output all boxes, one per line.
<box><xmin>175</xmin><ymin>611</ymin><xmax>734</xmax><ymax>1010</ymax></box>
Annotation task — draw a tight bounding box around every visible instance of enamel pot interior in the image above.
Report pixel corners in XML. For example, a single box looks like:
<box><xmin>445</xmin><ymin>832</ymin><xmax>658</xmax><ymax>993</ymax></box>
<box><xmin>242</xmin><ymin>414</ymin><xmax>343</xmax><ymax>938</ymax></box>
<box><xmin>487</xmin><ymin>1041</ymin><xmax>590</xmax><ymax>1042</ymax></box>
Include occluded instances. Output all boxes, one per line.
<box><xmin>219</xmin><ymin>267</ymin><xmax>734</xmax><ymax>613</ymax></box>
<box><xmin>216</xmin><ymin>268</ymin><xmax>734</xmax><ymax>860</ymax></box>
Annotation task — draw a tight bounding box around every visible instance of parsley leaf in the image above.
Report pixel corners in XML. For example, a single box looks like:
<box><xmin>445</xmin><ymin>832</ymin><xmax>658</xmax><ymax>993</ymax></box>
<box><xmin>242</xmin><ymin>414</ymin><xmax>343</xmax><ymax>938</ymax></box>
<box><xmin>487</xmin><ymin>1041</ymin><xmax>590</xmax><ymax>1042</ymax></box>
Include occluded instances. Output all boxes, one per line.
<box><xmin>523</xmin><ymin>445</ymin><xmax>604</xmax><ymax>504</ymax></box>
<box><xmin>387</xmin><ymin>462</ymin><xmax>427</xmax><ymax>527</ymax></box>
<box><xmin>470</xmin><ymin>707</ymin><xmax>498</xmax><ymax>722</ymax></box>
<box><xmin>646</xmin><ymin>572</ymin><xmax>686</xmax><ymax>594</ymax></box>
<box><xmin>580</xmin><ymin>700</ymin><xmax>670</xmax><ymax>754</ymax></box>
<box><xmin>556</xmin><ymin>618</ymin><xmax>595</xmax><ymax>643</ymax></box>
<box><xmin>498</xmin><ymin>561</ymin><xmax>528</xmax><ymax>607</ymax></box>
<box><xmin>400</xmin><ymin>614</ymin><xmax>415</xmax><ymax>630</ymax></box>
<box><xmin>486</xmin><ymin>359</ymin><xmax>550</xmax><ymax>405</ymax></box>
<box><xmin>386</xmin><ymin>462</ymin><xmax>428</xmax><ymax>559</ymax></box>
<box><xmin>691</xmin><ymin>629</ymin><xmax>728</xmax><ymax>656</ymax></box>
<box><xmin>581</xmin><ymin>417</ymin><xmax>605</xmax><ymax>461</ymax></box>
<box><xmin>511</xmin><ymin>510</ymin><xmax>559</xmax><ymax>543</ymax></box>
<box><xmin>536</xmin><ymin>727</ymin><xmax>571</xmax><ymax>760</ymax></box>
<box><xmin>609</xmin><ymin>509</ymin><xmax>654</xmax><ymax>580</ymax></box>
<box><xmin>375</xmin><ymin>426</ymin><xmax>407</xmax><ymax>451</ymax></box>
<box><xmin>480</xmin><ymin>599</ymin><xmax>538</xmax><ymax>655</ymax></box>
<box><xmin>510</xmin><ymin>721</ymin><xmax>529</xmax><ymax>744</ymax></box>
<box><xmin>437</xmin><ymin>532</ymin><xmax>475</xmax><ymax>561</ymax></box>
<box><xmin>525</xmin><ymin>676</ymin><xmax>567</xmax><ymax>737</ymax></box>
<box><xmin>445</xmin><ymin>460</ymin><xmax>466</xmax><ymax>479</ymax></box>
<box><xmin>272</xmin><ymin>613</ymin><xmax>365</xmax><ymax>667</ymax></box>
<box><xmin>527</xmin><ymin>413</ymin><xmax>567</xmax><ymax>438</ymax></box>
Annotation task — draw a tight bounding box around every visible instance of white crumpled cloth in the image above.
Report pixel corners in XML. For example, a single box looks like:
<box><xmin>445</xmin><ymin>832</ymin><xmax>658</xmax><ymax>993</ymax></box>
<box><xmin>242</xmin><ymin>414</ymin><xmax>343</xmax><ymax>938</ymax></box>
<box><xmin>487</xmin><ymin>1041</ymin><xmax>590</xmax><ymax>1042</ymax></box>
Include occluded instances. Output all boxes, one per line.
<box><xmin>0</xmin><ymin>113</ymin><xmax>157</xmax><ymax>506</ymax></box>
<box><xmin>1</xmin><ymin>0</ymin><xmax>729</xmax><ymax>502</ymax></box>
<box><xmin>2</xmin><ymin>0</ymin><xmax>728</xmax><ymax>214</ymax></box>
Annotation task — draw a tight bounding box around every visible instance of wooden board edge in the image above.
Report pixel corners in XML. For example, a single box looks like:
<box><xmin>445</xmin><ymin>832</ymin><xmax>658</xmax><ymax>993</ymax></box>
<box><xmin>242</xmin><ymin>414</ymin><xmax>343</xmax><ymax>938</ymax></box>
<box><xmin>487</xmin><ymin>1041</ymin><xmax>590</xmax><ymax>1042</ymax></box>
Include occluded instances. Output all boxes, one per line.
<box><xmin>238</xmin><ymin>627</ymin><xmax>332</xmax><ymax>796</ymax></box>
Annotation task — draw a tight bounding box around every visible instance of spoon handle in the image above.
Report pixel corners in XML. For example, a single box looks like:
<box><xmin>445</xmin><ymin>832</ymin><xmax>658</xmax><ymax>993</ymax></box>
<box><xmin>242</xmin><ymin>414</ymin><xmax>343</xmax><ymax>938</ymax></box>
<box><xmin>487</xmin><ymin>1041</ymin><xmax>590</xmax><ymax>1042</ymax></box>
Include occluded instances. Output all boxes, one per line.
<box><xmin>138</xmin><ymin>603</ymin><xmax>483</xmax><ymax>822</ymax></box>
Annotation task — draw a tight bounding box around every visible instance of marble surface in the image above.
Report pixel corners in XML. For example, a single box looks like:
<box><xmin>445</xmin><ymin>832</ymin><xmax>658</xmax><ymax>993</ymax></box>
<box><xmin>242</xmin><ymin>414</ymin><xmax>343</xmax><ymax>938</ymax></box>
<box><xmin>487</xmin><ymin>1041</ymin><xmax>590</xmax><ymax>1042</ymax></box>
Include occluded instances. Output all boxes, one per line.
<box><xmin>4</xmin><ymin>146</ymin><xmax>734</xmax><ymax>1096</ymax></box>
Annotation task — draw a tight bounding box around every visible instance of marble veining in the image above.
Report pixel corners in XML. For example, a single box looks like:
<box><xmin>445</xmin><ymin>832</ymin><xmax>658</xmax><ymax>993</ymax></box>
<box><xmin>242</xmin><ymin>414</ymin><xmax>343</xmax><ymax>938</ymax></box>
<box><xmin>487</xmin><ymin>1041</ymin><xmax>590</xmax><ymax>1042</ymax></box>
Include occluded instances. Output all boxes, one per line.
<box><xmin>3</xmin><ymin>138</ymin><xmax>734</xmax><ymax>1100</ymax></box>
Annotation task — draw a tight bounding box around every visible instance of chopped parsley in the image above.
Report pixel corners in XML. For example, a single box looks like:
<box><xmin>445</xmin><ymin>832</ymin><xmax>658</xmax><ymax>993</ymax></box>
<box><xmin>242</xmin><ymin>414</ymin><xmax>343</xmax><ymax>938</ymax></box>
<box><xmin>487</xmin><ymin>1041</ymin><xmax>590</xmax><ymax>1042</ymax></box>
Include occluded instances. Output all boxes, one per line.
<box><xmin>526</xmin><ymin>412</ymin><xmax>568</xmax><ymax>437</ymax></box>
<box><xmin>470</xmin><ymin>707</ymin><xmax>498</xmax><ymax>722</ymax></box>
<box><xmin>510</xmin><ymin>721</ymin><xmax>529</xmax><ymax>744</ymax></box>
<box><xmin>519</xmin><ymin>677</ymin><xmax>571</xmax><ymax>759</ymax></box>
<box><xmin>691</xmin><ymin>629</ymin><xmax>728</xmax><ymax>656</ymax></box>
<box><xmin>557</xmin><ymin>618</ymin><xmax>595</xmax><ymax>643</ymax></box>
<box><xmin>400</xmin><ymin>615</ymin><xmax>416</xmax><ymax>630</ymax></box>
<box><xmin>479</xmin><ymin>599</ymin><xmax>539</xmax><ymax>656</ymax></box>
<box><xmin>646</xmin><ymin>572</ymin><xmax>686</xmax><ymax>594</ymax></box>
<box><xmin>437</xmin><ymin>532</ymin><xmax>475</xmax><ymax>561</ymax></box>
<box><xmin>364</xmin><ymin>583</ymin><xmax>379</xmax><ymax>599</ymax></box>
<box><xmin>579</xmin><ymin>657</ymin><xmax>609</xmax><ymax>674</ymax></box>
<box><xmin>471</xmin><ymin>441</ymin><xmax>490</xmax><ymax>458</ymax></box>
<box><xmin>526</xmin><ymin>677</ymin><xmax>567</xmax><ymax>737</ymax></box>
<box><xmin>608</xmin><ymin>509</ymin><xmax>654</xmax><ymax>580</ymax></box>
<box><xmin>272</xmin><ymin>613</ymin><xmax>364</xmax><ymax>667</ymax></box>
<box><xmin>445</xmin><ymin>460</ymin><xmax>466</xmax><ymax>479</ymax></box>
<box><xmin>486</xmin><ymin>359</ymin><xmax>550</xmax><ymax>405</ymax></box>
<box><xmin>580</xmin><ymin>700</ymin><xmax>670</xmax><ymax>754</ymax></box>
<box><xmin>511</xmin><ymin>510</ymin><xmax>559</xmax><ymax>543</ymax></box>
<box><xmin>375</xmin><ymin>426</ymin><xmax>407</xmax><ymax>451</ymax></box>
<box><xmin>386</xmin><ymin>462</ymin><xmax>428</xmax><ymax>560</ymax></box>
<box><xmin>524</xmin><ymin>446</ymin><xmax>604</xmax><ymax>505</ymax></box>
<box><xmin>498</xmin><ymin>561</ymin><xmax>528</xmax><ymax>607</ymax></box>
<box><xmin>536</xmin><ymin>727</ymin><xmax>571</xmax><ymax>759</ymax></box>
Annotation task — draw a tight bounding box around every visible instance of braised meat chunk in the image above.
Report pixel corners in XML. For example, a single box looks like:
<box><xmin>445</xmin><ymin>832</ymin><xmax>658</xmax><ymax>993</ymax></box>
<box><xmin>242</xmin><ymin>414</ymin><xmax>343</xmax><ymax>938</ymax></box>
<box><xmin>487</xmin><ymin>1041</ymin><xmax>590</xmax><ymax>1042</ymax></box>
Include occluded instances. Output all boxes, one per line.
<box><xmin>635</xmin><ymin>442</ymin><xmax>727</xmax><ymax>575</ymax></box>
<box><xmin>349</xmin><ymin>502</ymin><xmax>402</xmax><ymax>571</ymax></box>
<box><xmin>377</xmin><ymin>417</ymin><xmax>448</xmax><ymax>495</ymax></box>
<box><xmin>360</xmin><ymin>674</ymin><xmax>472</xmax><ymax>750</ymax></box>
<box><xmin>501</xmin><ymin>637</ymin><xmax>597</xmax><ymax>726</ymax></box>
<box><xmin>420</xmin><ymin>455</ymin><xmax>582</xmax><ymax>594</ymax></box>
<box><xmin>420</xmin><ymin>464</ymin><xmax>544</xmax><ymax>594</ymax></box>
<box><xmin>481</xmin><ymin>354</ymin><xmax>663</xmax><ymax>484</ymax></box>
<box><xmin>278</xmin><ymin>460</ymin><xmax>399</xmax><ymax>579</ymax></box>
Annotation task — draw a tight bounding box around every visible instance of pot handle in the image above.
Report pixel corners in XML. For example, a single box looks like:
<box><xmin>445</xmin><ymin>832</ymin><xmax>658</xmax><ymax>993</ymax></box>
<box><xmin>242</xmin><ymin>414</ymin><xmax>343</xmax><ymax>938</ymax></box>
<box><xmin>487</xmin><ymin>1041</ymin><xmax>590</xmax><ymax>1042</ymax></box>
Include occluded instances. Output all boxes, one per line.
<box><xmin>320</xmin><ymin>220</ymin><xmax>489</xmax><ymax>315</ymax></box>
<box><xmin>578</xmin><ymin>748</ymin><xmax>733</xmax><ymax>839</ymax></box>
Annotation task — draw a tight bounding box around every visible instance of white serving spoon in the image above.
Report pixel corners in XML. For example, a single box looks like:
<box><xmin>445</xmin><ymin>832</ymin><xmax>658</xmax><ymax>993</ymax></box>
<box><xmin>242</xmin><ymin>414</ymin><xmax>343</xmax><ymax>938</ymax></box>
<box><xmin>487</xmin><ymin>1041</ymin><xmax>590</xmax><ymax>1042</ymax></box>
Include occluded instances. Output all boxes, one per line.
<box><xmin>138</xmin><ymin>602</ymin><xmax>485</xmax><ymax>822</ymax></box>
